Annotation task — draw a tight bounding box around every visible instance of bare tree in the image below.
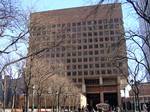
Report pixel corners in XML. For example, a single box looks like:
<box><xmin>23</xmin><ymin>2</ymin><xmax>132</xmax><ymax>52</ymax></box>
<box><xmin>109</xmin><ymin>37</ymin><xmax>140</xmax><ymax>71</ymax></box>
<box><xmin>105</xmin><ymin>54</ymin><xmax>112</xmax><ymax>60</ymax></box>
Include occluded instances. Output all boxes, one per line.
<box><xmin>94</xmin><ymin>0</ymin><xmax>150</xmax><ymax>111</ymax></box>
<box><xmin>46</xmin><ymin>75</ymin><xmax>80</xmax><ymax>112</ymax></box>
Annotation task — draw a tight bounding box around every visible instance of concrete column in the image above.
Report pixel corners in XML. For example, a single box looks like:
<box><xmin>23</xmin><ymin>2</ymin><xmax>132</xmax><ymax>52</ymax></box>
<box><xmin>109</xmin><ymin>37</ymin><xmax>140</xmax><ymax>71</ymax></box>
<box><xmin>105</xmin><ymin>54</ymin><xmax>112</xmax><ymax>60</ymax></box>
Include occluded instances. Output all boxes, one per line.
<box><xmin>117</xmin><ymin>76</ymin><xmax>121</xmax><ymax>106</ymax></box>
<box><xmin>99</xmin><ymin>76</ymin><xmax>103</xmax><ymax>85</ymax></box>
<box><xmin>100</xmin><ymin>92</ymin><xmax>104</xmax><ymax>103</ymax></box>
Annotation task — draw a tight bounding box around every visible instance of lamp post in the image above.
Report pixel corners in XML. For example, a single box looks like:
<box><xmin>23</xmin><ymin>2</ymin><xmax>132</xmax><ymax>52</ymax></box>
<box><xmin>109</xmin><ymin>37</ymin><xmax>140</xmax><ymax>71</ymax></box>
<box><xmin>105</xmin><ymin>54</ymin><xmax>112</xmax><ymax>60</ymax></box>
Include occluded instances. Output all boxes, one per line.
<box><xmin>32</xmin><ymin>85</ymin><xmax>35</xmax><ymax>112</ymax></box>
<box><xmin>124</xmin><ymin>88</ymin><xmax>127</xmax><ymax>112</ymax></box>
<box><xmin>56</xmin><ymin>91</ymin><xmax>59</xmax><ymax>112</ymax></box>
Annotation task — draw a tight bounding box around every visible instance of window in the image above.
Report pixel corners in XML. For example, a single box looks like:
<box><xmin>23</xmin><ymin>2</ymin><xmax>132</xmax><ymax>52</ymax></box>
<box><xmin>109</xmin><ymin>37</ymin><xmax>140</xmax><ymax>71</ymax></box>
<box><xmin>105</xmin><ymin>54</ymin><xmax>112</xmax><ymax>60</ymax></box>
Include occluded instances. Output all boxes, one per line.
<box><xmin>87</xmin><ymin>21</ymin><xmax>92</xmax><ymax>25</ymax></box>
<box><xmin>84</xmin><ymin>65</ymin><xmax>88</xmax><ymax>69</ymax></box>
<box><xmin>67</xmin><ymin>65</ymin><xmax>70</xmax><ymax>69</ymax></box>
<box><xmin>114</xmin><ymin>18</ymin><xmax>119</xmax><ymax>23</ymax></box>
<box><xmin>98</xmin><ymin>20</ymin><xmax>102</xmax><ymax>24</ymax></box>
<box><xmin>82</xmin><ymin>21</ymin><xmax>86</xmax><ymax>25</ymax></box>
<box><xmin>73</xmin><ymin>65</ymin><xmax>76</xmax><ymax>69</ymax></box>
<box><xmin>72</xmin><ymin>78</ymin><xmax>76</xmax><ymax>82</ymax></box>
<box><xmin>89</xmin><ymin>64</ymin><xmax>93</xmax><ymax>68</ymax></box>
<box><xmin>110</xmin><ymin>31</ymin><xmax>114</xmax><ymax>35</ymax></box>
<box><xmin>111</xmin><ymin>37</ymin><xmax>115</xmax><ymax>41</ymax></box>
<box><xmin>107</xmin><ymin>69</ymin><xmax>112</xmax><ymax>74</ymax></box>
<box><xmin>94</xmin><ymin>32</ymin><xmax>98</xmax><ymax>36</ymax></box>
<box><xmin>119</xmin><ymin>62</ymin><xmax>123</xmax><ymax>66</ymax></box>
<box><xmin>100</xmin><ymin>50</ymin><xmax>104</xmax><ymax>54</ymax></box>
<box><xmin>103</xmin><ymin>19</ymin><xmax>108</xmax><ymax>24</ymax></box>
<box><xmin>72</xmin><ymin>52</ymin><xmax>76</xmax><ymax>56</ymax></box>
<box><xmin>78</xmin><ymin>52</ymin><xmax>82</xmax><ymax>56</ymax></box>
<box><xmin>101</xmin><ymin>63</ymin><xmax>105</xmax><ymax>67</ymax></box>
<box><xmin>72</xmin><ymin>71</ymin><xmax>77</xmax><ymax>76</ymax></box>
<box><xmin>99</xmin><ymin>38</ymin><xmax>103</xmax><ymax>42</ymax></box>
<box><xmin>104</xmin><ymin>25</ymin><xmax>108</xmax><ymax>29</ymax></box>
<box><xmin>83</xmin><ymin>45</ymin><xmax>87</xmax><ymax>49</ymax></box>
<box><xmin>78</xmin><ymin>46</ymin><xmax>82</xmax><ymax>50</ymax></box>
<box><xmin>96</xmin><ymin>70</ymin><xmax>100</xmax><ymax>74</ymax></box>
<box><xmin>92</xmin><ymin>20</ymin><xmax>97</xmax><ymax>24</ymax></box>
<box><xmin>95</xmin><ymin>64</ymin><xmax>99</xmax><ymax>68</ymax></box>
<box><xmin>88</xmin><ymin>26</ymin><xmax>92</xmax><ymax>31</ymax></box>
<box><xmin>52</xmin><ymin>24</ymin><xmax>56</xmax><ymax>28</ymax></box>
<box><xmin>104</xmin><ymin>31</ymin><xmax>109</xmax><ymax>35</ymax></box>
<box><xmin>72</xmin><ymin>22</ymin><xmax>76</xmax><ymax>26</ymax></box>
<box><xmin>83</xmin><ymin>39</ymin><xmax>87</xmax><ymax>43</ymax></box>
<box><xmin>77</xmin><ymin>27</ymin><xmax>81</xmax><ymax>32</ymax></box>
<box><xmin>89</xmin><ymin>45</ymin><xmax>93</xmax><ymax>49</ymax></box>
<box><xmin>83</xmin><ymin>33</ymin><xmax>87</xmax><ymax>37</ymax></box>
<box><xmin>99</xmin><ymin>31</ymin><xmax>103</xmax><ymax>36</ymax></box>
<box><xmin>51</xmin><ymin>54</ymin><xmax>55</xmax><ymax>57</ymax></box>
<box><xmin>56</xmin><ymin>54</ymin><xmax>59</xmax><ymax>57</ymax></box>
<box><xmin>67</xmin><ymin>53</ymin><xmax>71</xmax><ymax>57</ymax></box>
<box><xmin>94</xmin><ymin>38</ymin><xmax>98</xmax><ymax>42</ymax></box>
<box><xmin>109</xmin><ymin>24</ymin><xmax>114</xmax><ymax>29</ymax></box>
<box><xmin>95</xmin><ymin>57</ymin><xmax>99</xmax><ymax>61</ymax></box>
<box><xmin>88</xmin><ymin>38</ymin><xmax>93</xmax><ymax>43</ymax></box>
<box><xmin>93</xmin><ymin>26</ymin><xmax>97</xmax><ymax>30</ymax></box>
<box><xmin>95</xmin><ymin>50</ymin><xmax>99</xmax><ymax>55</ymax></box>
<box><xmin>78</xmin><ymin>71</ymin><xmax>82</xmax><ymax>75</ymax></box>
<box><xmin>67</xmin><ymin>72</ymin><xmax>71</xmax><ymax>76</ymax></box>
<box><xmin>72</xmin><ymin>58</ymin><xmax>76</xmax><ymax>63</ymax></box>
<box><xmin>99</xmin><ymin>25</ymin><xmax>103</xmax><ymax>30</ymax></box>
<box><xmin>88</xmin><ymin>32</ymin><xmax>92</xmax><ymax>36</ymax></box>
<box><xmin>78</xmin><ymin>78</ymin><xmax>82</xmax><ymax>82</ymax></box>
<box><xmin>78</xmin><ymin>65</ymin><xmax>82</xmax><ymax>69</ymax></box>
<box><xmin>94</xmin><ymin>44</ymin><xmax>98</xmax><ymax>48</ymax></box>
<box><xmin>101</xmin><ymin>57</ymin><xmax>106</xmax><ymax>61</ymax></box>
<box><xmin>89</xmin><ymin>71</ymin><xmax>94</xmax><ymax>75</ymax></box>
<box><xmin>61</xmin><ymin>53</ymin><xmax>64</xmax><ymax>57</ymax></box>
<box><xmin>77</xmin><ymin>39</ymin><xmax>81</xmax><ymax>43</ymax></box>
<box><xmin>89</xmin><ymin>58</ymin><xmax>93</xmax><ymax>62</ymax></box>
<box><xmin>84</xmin><ymin>71</ymin><xmax>88</xmax><ymax>75</ymax></box>
<box><xmin>83</xmin><ymin>58</ymin><xmax>88</xmax><ymax>62</ymax></box>
<box><xmin>83</xmin><ymin>27</ymin><xmax>86</xmax><ymax>31</ymax></box>
<box><xmin>77</xmin><ymin>22</ymin><xmax>81</xmax><ymax>26</ymax></box>
<box><xmin>99</xmin><ymin>44</ymin><xmax>104</xmax><ymax>48</ymax></box>
<box><xmin>89</xmin><ymin>51</ymin><xmax>93</xmax><ymax>55</ymax></box>
<box><xmin>101</xmin><ymin>70</ymin><xmax>106</xmax><ymax>74</ymax></box>
<box><xmin>67</xmin><ymin>59</ymin><xmax>71</xmax><ymax>63</ymax></box>
<box><xmin>113</xmin><ymin>69</ymin><xmax>118</xmax><ymax>74</ymax></box>
<box><xmin>107</xmin><ymin>63</ymin><xmax>111</xmax><ymax>67</ymax></box>
<box><xmin>105</xmin><ymin>37</ymin><xmax>109</xmax><ymax>41</ymax></box>
<box><xmin>85</xmin><ymin>79</ymin><xmax>99</xmax><ymax>85</ymax></box>
<box><xmin>78</xmin><ymin>58</ymin><xmax>82</xmax><ymax>62</ymax></box>
<box><xmin>83</xmin><ymin>51</ymin><xmax>88</xmax><ymax>55</ymax></box>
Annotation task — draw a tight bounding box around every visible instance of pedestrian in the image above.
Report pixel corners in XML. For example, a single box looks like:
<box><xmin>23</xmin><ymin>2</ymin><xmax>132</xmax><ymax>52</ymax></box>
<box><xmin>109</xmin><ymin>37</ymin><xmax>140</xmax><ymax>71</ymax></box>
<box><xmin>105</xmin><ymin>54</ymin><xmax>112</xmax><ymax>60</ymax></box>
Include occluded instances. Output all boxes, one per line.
<box><xmin>78</xmin><ymin>107</ymin><xmax>81</xmax><ymax>112</ymax></box>
<box><xmin>116</xmin><ymin>106</ymin><xmax>121</xmax><ymax>112</ymax></box>
<box><xmin>143</xmin><ymin>103</ymin><xmax>147</xmax><ymax>112</ymax></box>
<box><xmin>147</xmin><ymin>102</ymin><xmax>150</xmax><ymax>112</ymax></box>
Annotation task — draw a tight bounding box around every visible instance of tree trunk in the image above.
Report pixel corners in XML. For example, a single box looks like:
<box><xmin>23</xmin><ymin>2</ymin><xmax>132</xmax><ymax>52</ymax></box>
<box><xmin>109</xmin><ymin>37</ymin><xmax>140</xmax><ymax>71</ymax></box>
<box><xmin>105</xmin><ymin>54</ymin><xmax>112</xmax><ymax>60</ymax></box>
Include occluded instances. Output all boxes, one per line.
<box><xmin>24</xmin><ymin>89</ymin><xmax>29</xmax><ymax>112</ymax></box>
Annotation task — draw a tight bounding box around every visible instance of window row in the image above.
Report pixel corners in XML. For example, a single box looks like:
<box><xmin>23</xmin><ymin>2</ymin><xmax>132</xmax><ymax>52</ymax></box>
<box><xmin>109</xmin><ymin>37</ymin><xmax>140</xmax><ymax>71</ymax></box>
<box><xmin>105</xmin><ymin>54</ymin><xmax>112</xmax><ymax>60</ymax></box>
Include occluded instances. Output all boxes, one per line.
<box><xmin>67</xmin><ymin>69</ymin><xmax>119</xmax><ymax>76</ymax></box>
<box><xmin>32</xmin><ymin>18</ymin><xmax>121</xmax><ymax>32</ymax></box>
<box><xmin>66</xmin><ymin>62</ymin><xmax>117</xmax><ymax>69</ymax></box>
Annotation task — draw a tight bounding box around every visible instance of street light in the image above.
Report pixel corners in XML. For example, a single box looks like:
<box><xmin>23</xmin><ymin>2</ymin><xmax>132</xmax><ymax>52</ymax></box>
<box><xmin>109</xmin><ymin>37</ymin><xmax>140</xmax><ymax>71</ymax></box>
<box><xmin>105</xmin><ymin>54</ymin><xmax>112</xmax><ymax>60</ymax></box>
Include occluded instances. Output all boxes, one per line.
<box><xmin>32</xmin><ymin>85</ymin><xmax>35</xmax><ymax>112</ymax></box>
<box><xmin>124</xmin><ymin>88</ymin><xmax>127</xmax><ymax>112</ymax></box>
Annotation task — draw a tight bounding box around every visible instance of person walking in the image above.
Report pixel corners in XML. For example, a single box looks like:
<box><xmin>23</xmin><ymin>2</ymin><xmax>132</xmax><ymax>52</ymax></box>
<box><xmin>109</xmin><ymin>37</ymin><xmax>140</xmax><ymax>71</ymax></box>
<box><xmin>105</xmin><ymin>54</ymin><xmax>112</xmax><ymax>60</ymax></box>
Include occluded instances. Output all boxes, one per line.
<box><xmin>147</xmin><ymin>102</ymin><xmax>150</xmax><ymax>112</ymax></box>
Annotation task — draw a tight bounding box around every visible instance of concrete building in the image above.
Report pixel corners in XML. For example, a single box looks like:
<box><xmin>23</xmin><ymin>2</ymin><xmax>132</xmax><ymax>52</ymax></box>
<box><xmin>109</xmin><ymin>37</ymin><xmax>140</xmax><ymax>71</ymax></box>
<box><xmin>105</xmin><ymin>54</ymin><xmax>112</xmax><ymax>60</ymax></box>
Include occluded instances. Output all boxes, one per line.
<box><xmin>139</xmin><ymin>0</ymin><xmax>150</xmax><ymax>82</ymax></box>
<box><xmin>29</xmin><ymin>3</ymin><xmax>128</xmax><ymax>109</ymax></box>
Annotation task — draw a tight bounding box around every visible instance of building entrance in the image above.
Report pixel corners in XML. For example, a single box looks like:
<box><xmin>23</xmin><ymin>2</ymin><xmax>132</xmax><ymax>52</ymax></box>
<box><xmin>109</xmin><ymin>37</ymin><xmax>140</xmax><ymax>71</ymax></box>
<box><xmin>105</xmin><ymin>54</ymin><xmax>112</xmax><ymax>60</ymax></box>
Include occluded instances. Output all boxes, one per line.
<box><xmin>104</xmin><ymin>92</ymin><xmax>118</xmax><ymax>107</ymax></box>
<box><xmin>86</xmin><ymin>93</ymin><xmax>100</xmax><ymax>110</ymax></box>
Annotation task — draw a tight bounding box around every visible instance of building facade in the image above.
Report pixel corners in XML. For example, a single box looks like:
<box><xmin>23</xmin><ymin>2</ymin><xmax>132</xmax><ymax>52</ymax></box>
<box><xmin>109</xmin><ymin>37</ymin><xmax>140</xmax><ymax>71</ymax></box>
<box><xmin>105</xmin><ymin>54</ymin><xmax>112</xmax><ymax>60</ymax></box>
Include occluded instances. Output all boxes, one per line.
<box><xmin>139</xmin><ymin>0</ymin><xmax>150</xmax><ymax>82</ymax></box>
<box><xmin>29</xmin><ymin>3</ymin><xmax>128</xmax><ymax>109</ymax></box>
